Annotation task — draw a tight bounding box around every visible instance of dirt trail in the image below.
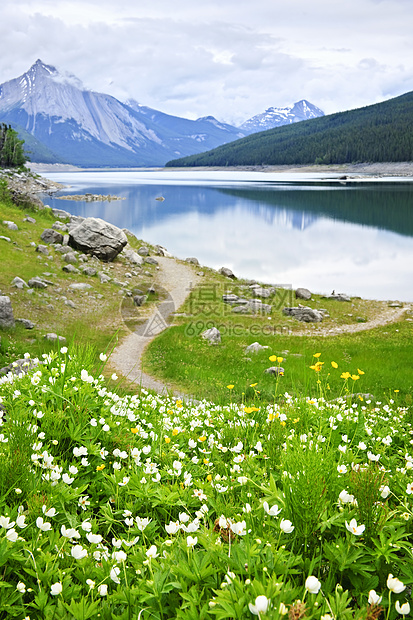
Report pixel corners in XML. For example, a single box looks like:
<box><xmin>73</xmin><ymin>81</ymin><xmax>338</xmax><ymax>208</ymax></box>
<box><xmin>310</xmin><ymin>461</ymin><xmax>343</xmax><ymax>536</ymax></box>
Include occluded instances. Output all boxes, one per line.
<box><xmin>109</xmin><ymin>257</ymin><xmax>200</xmax><ymax>395</ymax></box>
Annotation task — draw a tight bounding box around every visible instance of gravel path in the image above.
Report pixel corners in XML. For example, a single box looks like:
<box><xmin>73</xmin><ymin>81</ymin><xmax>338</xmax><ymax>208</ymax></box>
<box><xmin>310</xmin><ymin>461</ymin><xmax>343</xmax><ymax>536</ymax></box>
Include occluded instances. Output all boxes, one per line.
<box><xmin>109</xmin><ymin>257</ymin><xmax>200</xmax><ymax>396</ymax></box>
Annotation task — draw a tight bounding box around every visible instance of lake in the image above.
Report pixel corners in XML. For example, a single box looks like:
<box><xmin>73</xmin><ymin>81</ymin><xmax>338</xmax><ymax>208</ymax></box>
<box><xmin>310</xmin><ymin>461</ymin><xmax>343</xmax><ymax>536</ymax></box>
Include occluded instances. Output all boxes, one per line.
<box><xmin>41</xmin><ymin>170</ymin><xmax>413</xmax><ymax>302</ymax></box>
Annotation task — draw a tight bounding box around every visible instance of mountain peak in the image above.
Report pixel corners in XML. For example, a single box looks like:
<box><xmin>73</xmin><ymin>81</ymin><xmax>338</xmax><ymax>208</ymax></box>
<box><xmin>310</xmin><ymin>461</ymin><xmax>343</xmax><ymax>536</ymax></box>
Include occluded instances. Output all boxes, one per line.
<box><xmin>29</xmin><ymin>59</ymin><xmax>58</xmax><ymax>77</ymax></box>
<box><xmin>240</xmin><ymin>100</ymin><xmax>324</xmax><ymax>133</ymax></box>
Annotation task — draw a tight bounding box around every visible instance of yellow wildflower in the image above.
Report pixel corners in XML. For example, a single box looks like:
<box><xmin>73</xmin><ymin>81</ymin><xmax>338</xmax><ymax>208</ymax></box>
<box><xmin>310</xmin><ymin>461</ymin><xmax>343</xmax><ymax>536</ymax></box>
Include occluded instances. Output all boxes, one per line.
<box><xmin>130</xmin><ymin>428</ymin><xmax>138</xmax><ymax>434</ymax></box>
<box><xmin>351</xmin><ymin>375</ymin><xmax>360</xmax><ymax>381</ymax></box>
<box><xmin>331</xmin><ymin>361</ymin><xmax>338</xmax><ymax>368</ymax></box>
<box><xmin>269</xmin><ymin>355</ymin><xmax>277</xmax><ymax>362</ymax></box>
<box><xmin>172</xmin><ymin>428</ymin><xmax>179</xmax><ymax>436</ymax></box>
<box><xmin>207</xmin><ymin>474</ymin><xmax>213</xmax><ymax>482</ymax></box>
<box><xmin>313</xmin><ymin>352</ymin><xmax>322</xmax><ymax>358</ymax></box>
<box><xmin>199</xmin><ymin>436</ymin><xmax>207</xmax><ymax>442</ymax></box>
<box><xmin>96</xmin><ymin>464</ymin><xmax>105</xmax><ymax>472</ymax></box>
<box><xmin>341</xmin><ymin>371</ymin><xmax>351</xmax><ymax>380</ymax></box>
<box><xmin>165</xmin><ymin>436</ymin><xmax>171</xmax><ymax>444</ymax></box>
<box><xmin>357</xmin><ymin>369</ymin><xmax>365</xmax><ymax>375</ymax></box>
<box><xmin>227</xmin><ymin>384</ymin><xmax>234</xmax><ymax>390</ymax></box>
<box><xmin>250</xmin><ymin>383</ymin><xmax>258</xmax><ymax>387</ymax></box>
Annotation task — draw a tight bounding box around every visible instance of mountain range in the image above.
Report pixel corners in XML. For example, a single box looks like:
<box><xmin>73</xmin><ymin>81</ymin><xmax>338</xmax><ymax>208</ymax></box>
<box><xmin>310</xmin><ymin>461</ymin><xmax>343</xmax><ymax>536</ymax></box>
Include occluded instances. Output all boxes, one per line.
<box><xmin>0</xmin><ymin>60</ymin><xmax>324</xmax><ymax>167</ymax></box>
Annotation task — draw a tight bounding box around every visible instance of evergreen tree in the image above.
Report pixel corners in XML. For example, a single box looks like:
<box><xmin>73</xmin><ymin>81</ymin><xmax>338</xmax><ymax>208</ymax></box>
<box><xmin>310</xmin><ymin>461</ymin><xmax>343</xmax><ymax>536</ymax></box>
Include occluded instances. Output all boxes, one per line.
<box><xmin>0</xmin><ymin>124</ymin><xmax>26</xmax><ymax>167</ymax></box>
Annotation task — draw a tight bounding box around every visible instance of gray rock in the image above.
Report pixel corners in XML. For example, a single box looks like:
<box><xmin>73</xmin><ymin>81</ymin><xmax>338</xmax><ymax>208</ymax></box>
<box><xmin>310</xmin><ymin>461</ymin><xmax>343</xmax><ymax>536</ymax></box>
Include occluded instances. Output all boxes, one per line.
<box><xmin>0</xmin><ymin>357</ymin><xmax>39</xmax><ymax>377</ymax></box>
<box><xmin>44</xmin><ymin>333</ymin><xmax>67</xmax><ymax>344</ymax></box>
<box><xmin>122</xmin><ymin>248</ymin><xmax>144</xmax><ymax>266</ymax></box>
<box><xmin>185</xmin><ymin>257</ymin><xmax>200</xmax><ymax>265</ymax></box>
<box><xmin>62</xmin><ymin>264</ymin><xmax>80</xmax><ymax>274</ymax></box>
<box><xmin>325</xmin><ymin>293</ymin><xmax>351</xmax><ymax>302</ymax></box>
<box><xmin>133</xmin><ymin>294</ymin><xmax>147</xmax><ymax>306</ymax></box>
<box><xmin>24</xmin><ymin>216</ymin><xmax>36</xmax><ymax>224</ymax></box>
<box><xmin>82</xmin><ymin>267</ymin><xmax>97</xmax><ymax>277</ymax></box>
<box><xmin>51</xmin><ymin>208</ymin><xmax>71</xmax><ymax>220</ymax></box>
<box><xmin>132</xmin><ymin>287</ymin><xmax>144</xmax><ymax>295</ymax></box>
<box><xmin>16</xmin><ymin>318</ymin><xmax>35</xmax><ymax>329</ymax></box>
<box><xmin>219</xmin><ymin>267</ymin><xmax>236</xmax><ymax>279</ymax></box>
<box><xmin>52</xmin><ymin>221</ymin><xmax>68</xmax><ymax>232</ymax></box>
<box><xmin>253</xmin><ymin>287</ymin><xmax>273</xmax><ymax>298</ymax></box>
<box><xmin>69</xmin><ymin>283</ymin><xmax>92</xmax><ymax>291</ymax></box>
<box><xmin>3</xmin><ymin>220</ymin><xmax>18</xmax><ymax>231</ymax></box>
<box><xmin>232</xmin><ymin>305</ymin><xmax>250</xmax><ymax>314</ymax></box>
<box><xmin>245</xmin><ymin>342</ymin><xmax>270</xmax><ymax>353</ymax></box>
<box><xmin>249</xmin><ymin>300</ymin><xmax>272</xmax><ymax>314</ymax></box>
<box><xmin>28</xmin><ymin>277</ymin><xmax>47</xmax><ymax>289</ymax></box>
<box><xmin>265</xmin><ymin>366</ymin><xmax>285</xmax><ymax>376</ymax></box>
<box><xmin>55</xmin><ymin>245</ymin><xmax>72</xmax><ymax>254</ymax></box>
<box><xmin>98</xmin><ymin>273</ymin><xmax>111</xmax><ymax>284</ymax></box>
<box><xmin>0</xmin><ymin>296</ymin><xmax>15</xmax><ymax>328</ymax></box>
<box><xmin>145</xmin><ymin>257</ymin><xmax>158</xmax><ymax>266</ymax></box>
<box><xmin>36</xmin><ymin>245</ymin><xmax>49</xmax><ymax>255</ymax></box>
<box><xmin>138</xmin><ymin>246</ymin><xmax>149</xmax><ymax>256</ymax></box>
<box><xmin>12</xmin><ymin>276</ymin><xmax>28</xmax><ymax>289</ymax></box>
<box><xmin>222</xmin><ymin>294</ymin><xmax>240</xmax><ymax>304</ymax></box>
<box><xmin>282</xmin><ymin>307</ymin><xmax>324</xmax><ymax>322</ymax></box>
<box><xmin>201</xmin><ymin>327</ymin><xmax>221</xmax><ymax>344</ymax></box>
<box><xmin>154</xmin><ymin>245</ymin><xmax>172</xmax><ymax>257</ymax></box>
<box><xmin>64</xmin><ymin>300</ymin><xmax>77</xmax><ymax>309</ymax></box>
<box><xmin>295</xmin><ymin>287</ymin><xmax>312</xmax><ymax>301</ymax></box>
<box><xmin>0</xmin><ymin>236</ymin><xmax>11</xmax><ymax>243</ymax></box>
<box><xmin>68</xmin><ymin>217</ymin><xmax>127</xmax><ymax>261</ymax></box>
<box><xmin>41</xmin><ymin>229</ymin><xmax>64</xmax><ymax>244</ymax></box>
<box><xmin>64</xmin><ymin>252</ymin><xmax>78</xmax><ymax>264</ymax></box>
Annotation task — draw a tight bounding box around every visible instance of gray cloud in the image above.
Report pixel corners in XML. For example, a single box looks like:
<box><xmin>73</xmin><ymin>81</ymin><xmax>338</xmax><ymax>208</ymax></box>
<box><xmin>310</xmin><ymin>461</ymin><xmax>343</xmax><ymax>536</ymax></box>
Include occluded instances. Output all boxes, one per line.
<box><xmin>0</xmin><ymin>0</ymin><xmax>412</xmax><ymax>124</ymax></box>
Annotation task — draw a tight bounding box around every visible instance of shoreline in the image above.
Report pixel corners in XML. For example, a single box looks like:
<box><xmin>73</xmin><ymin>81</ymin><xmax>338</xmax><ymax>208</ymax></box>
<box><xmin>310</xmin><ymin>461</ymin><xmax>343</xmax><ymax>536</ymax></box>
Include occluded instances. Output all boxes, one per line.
<box><xmin>28</xmin><ymin>161</ymin><xmax>413</xmax><ymax>179</ymax></box>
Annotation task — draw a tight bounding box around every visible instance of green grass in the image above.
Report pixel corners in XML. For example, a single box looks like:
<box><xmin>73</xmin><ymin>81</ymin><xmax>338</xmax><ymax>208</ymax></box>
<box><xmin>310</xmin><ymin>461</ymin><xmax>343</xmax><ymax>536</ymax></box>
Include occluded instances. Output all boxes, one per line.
<box><xmin>143</xmin><ymin>278</ymin><xmax>413</xmax><ymax>405</ymax></box>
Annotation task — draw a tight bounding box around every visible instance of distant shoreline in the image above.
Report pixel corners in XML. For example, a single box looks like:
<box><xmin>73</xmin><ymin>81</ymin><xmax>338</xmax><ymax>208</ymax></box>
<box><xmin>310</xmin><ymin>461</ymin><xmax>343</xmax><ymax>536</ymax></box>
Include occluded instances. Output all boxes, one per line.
<box><xmin>29</xmin><ymin>161</ymin><xmax>413</xmax><ymax>178</ymax></box>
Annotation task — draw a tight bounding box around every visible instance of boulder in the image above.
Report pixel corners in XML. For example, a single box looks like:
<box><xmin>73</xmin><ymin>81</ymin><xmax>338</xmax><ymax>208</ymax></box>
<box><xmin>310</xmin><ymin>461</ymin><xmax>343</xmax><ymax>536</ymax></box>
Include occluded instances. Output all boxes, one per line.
<box><xmin>36</xmin><ymin>245</ymin><xmax>49</xmax><ymax>255</ymax></box>
<box><xmin>201</xmin><ymin>327</ymin><xmax>221</xmax><ymax>344</ymax></box>
<box><xmin>64</xmin><ymin>252</ymin><xmax>78</xmax><ymax>264</ymax></box>
<box><xmin>145</xmin><ymin>257</ymin><xmax>158</xmax><ymax>266</ymax></box>
<box><xmin>138</xmin><ymin>246</ymin><xmax>149</xmax><ymax>256</ymax></box>
<box><xmin>68</xmin><ymin>217</ymin><xmax>127</xmax><ymax>261</ymax></box>
<box><xmin>245</xmin><ymin>342</ymin><xmax>269</xmax><ymax>353</ymax></box>
<box><xmin>82</xmin><ymin>267</ymin><xmax>97</xmax><ymax>277</ymax></box>
<box><xmin>62</xmin><ymin>264</ymin><xmax>80</xmax><ymax>274</ymax></box>
<box><xmin>186</xmin><ymin>257</ymin><xmax>200</xmax><ymax>265</ymax></box>
<box><xmin>41</xmin><ymin>229</ymin><xmax>64</xmax><ymax>244</ymax></box>
<box><xmin>154</xmin><ymin>245</ymin><xmax>172</xmax><ymax>257</ymax></box>
<box><xmin>253</xmin><ymin>287</ymin><xmax>273</xmax><ymax>298</ymax></box>
<box><xmin>295</xmin><ymin>287</ymin><xmax>312</xmax><ymax>301</ymax></box>
<box><xmin>98</xmin><ymin>273</ymin><xmax>111</xmax><ymax>284</ymax></box>
<box><xmin>24</xmin><ymin>216</ymin><xmax>36</xmax><ymax>224</ymax></box>
<box><xmin>324</xmin><ymin>293</ymin><xmax>351</xmax><ymax>302</ymax></box>
<box><xmin>0</xmin><ymin>296</ymin><xmax>15</xmax><ymax>328</ymax></box>
<box><xmin>219</xmin><ymin>267</ymin><xmax>236</xmax><ymax>279</ymax></box>
<box><xmin>282</xmin><ymin>307</ymin><xmax>324</xmax><ymax>322</ymax></box>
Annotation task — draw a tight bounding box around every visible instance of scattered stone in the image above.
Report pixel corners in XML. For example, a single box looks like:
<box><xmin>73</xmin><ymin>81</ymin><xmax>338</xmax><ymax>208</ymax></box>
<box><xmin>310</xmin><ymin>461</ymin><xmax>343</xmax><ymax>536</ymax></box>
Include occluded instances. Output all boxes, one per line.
<box><xmin>154</xmin><ymin>245</ymin><xmax>172</xmax><ymax>257</ymax></box>
<box><xmin>185</xmin><ymin>257</ymin><xmax>200</xmax><ymax>265</ymax></box>
<box><xmin>64</xmin><ymin>300</ymin><xmax>77</xmax><ymax>309</ymax></box>
<box><xmin>2</xmin><ymin>220</ymin><xmax>18</xmax><ymax>230</ymax></box>
<box><xmin>52</xmin><ymin>221</ymin><xmax>68</xmax><ymax>232</ymax></box>
<box><xmin>24</xmin><ymin>216</ymin><xmax>36</xmax><ymax>224</ymax></box>
<box><xmin>98</xmin><ymin>273</ymin><xmax>111</xmax><ymax>284</ymax></box>
<box><xmin>41</xmin><ymin>228</ymin><xmax>64</xmax><ymax>244</ymax></box>
<box><xmin>16</xmin><ymin>318</ymin><xmax>35</xmax><ymax>329</ymax></box>
<box><xmin>0</xmin><ymin>357</ymin><xmax>39</xmax><ymax>377</ymax></box>
<box><xmin>282</xmin><ymin>307</ymin><xmax>324</xmax><ymax>322</ymax></box>
<box><xmin>69</xmin><ymin>283</ymin><xmax>92</xmax><ymax>291</ymax></box>
<box><xmin>295</xmin><ymin>287</ymin><xmax>312</xmax><ymax>301</ymax></box>
<box><xmin>138</xmin><ymin>246</ymin><xmax>149</xmax><ymax>256</ymax></box>
<box><xmin>55</xmin><ymin>245</ymin><xmax>72</xmax><ymax>254</ymax></box>
<box><xmin>324</xmin><ymin>293</ymin><xmax>351</xmax><ymax>302</ymax></box>
<box><xmin>62</xmin><ymin>264</ymin><xmax>80</xmax><ymax>274</ymax></box>
<box><xmin>28</xmin><ymin>277</ymin><xmax>47</xmax><ymax>289</ymax></box>
<box><xmin>12</xmin><ymin>276</ymin><xmax>28</xmax><ymax>289</ymax></box>
<box><xmin>219</xmin><ymin>267</ymin><xmax>236</xmax><ymax>279</ymax></box>
<box><xmin>36</xmin><ymin>245</ymin><xmax>49</xmax><ymax>255</ymax></box>
<box><xmin>145</xmin><ymin>257</ymin><xmax>158</xmax><ymax>266</ymax></box>
<box><xmin>147</xmin><ymin>286</ymin><xmax>156</xmax><ymax>295</ymax></box>
<box><xmin>133</xmin><ymin>295</ymin><xmax>147</xmax><ymax>307</ymax></box>
<box><xmin>0</xmin><ymin>296</ymin><xmax>15</xmax><ymax>328</ymax></box>
<box><xmin>0</xmin><ymin>235</ymin><xmax>11</xmax><ymax>242</ymax></box>
<box><xmin>64</xmin><ymin>252</ymin><xmax>78</xmax><ymax>264</ymax></box>
<box><xmin>82</xmin><ymin>267</ymin><xmax>97</xmax><ymax>277</ymax></box>
<box><xmin>265</xmin><ymin>366</ymin><xmax>285</xmax><ymax>376</ymax></box>
<box><xmin>388</xmin><ymin>302</ymin><xmax>403</xmax><ymax>308</ymax></box>
<box><xmin>51</xmin><ymin>208</ymin><xmax>71</xmax><ymax>220</ymax></box>
<box><xmin>245</xmin><ymin>342</ymin><xmax>270</xmax><ymax>353</ymax></box>
<box><xmin>201</xmin><ymin>327</ymin><xmax>221</xmax><ymax>344</ymax></box>
<box><xmin>122</xmin><ymin>248</ymin><xmax>144</xmax><ymax>266</ymax></box>
<box><xmin>44</xmin><ymin>333</ymin><xmax>67</xmax><ymax>344</ymax></box>
<box><xmin>69</xmin><ymin>217</ymin><xmax>128</xmax><ymax>261</ymax></box>
<box><xmin>253</xmin><ymin>287</ymin><xmax>274</xmax><ymax>298</ymax></box>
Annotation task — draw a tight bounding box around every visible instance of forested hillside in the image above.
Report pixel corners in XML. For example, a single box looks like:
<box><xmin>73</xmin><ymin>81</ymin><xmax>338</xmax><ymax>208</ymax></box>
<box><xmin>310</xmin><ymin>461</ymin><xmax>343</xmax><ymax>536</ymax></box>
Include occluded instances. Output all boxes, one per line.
<box><xmin>166</xmin><ymin>91</ymin><xmax>413</xmax><ymax>167</ymax></box>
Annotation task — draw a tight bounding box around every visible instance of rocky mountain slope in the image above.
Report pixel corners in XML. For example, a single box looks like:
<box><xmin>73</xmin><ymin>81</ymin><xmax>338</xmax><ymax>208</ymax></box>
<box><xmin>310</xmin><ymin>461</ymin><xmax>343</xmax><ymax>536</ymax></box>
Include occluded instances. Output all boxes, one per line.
<box><xmin>240</xmin><ymin>100</ymin><xmax>324</xmax><ymax>134</ymax></box>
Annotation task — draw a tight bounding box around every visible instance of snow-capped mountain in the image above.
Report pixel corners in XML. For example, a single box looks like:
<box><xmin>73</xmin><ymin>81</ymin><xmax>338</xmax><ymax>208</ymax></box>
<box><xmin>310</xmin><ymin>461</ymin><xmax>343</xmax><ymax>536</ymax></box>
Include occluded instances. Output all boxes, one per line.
<box><xmin>0</xmin><ymin>60</ymin><xmax>246</xmax><ymax>167</ymax></box>
<box><xmin>240</xmin><ymin>100</ymin><xmax>324</xmax><ymax>134</ymax></box>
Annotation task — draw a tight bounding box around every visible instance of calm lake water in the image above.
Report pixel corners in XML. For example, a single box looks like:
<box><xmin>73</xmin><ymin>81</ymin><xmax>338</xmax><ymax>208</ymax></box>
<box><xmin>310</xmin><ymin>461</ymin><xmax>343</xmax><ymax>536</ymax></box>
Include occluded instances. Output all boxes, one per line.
<box><xmin>41</xmin><ymin>170</ymin><xmax>413</xmax><ymax>302</ymax></box>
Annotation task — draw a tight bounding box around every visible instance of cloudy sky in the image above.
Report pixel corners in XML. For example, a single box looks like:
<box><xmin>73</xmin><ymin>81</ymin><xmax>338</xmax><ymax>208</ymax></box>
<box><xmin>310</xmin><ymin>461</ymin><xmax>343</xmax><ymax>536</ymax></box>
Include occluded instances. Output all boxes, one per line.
<box><xmin>1</xmin><ymin>0</ymin><xmax>412</xmax><ymax>125</ymax></box>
